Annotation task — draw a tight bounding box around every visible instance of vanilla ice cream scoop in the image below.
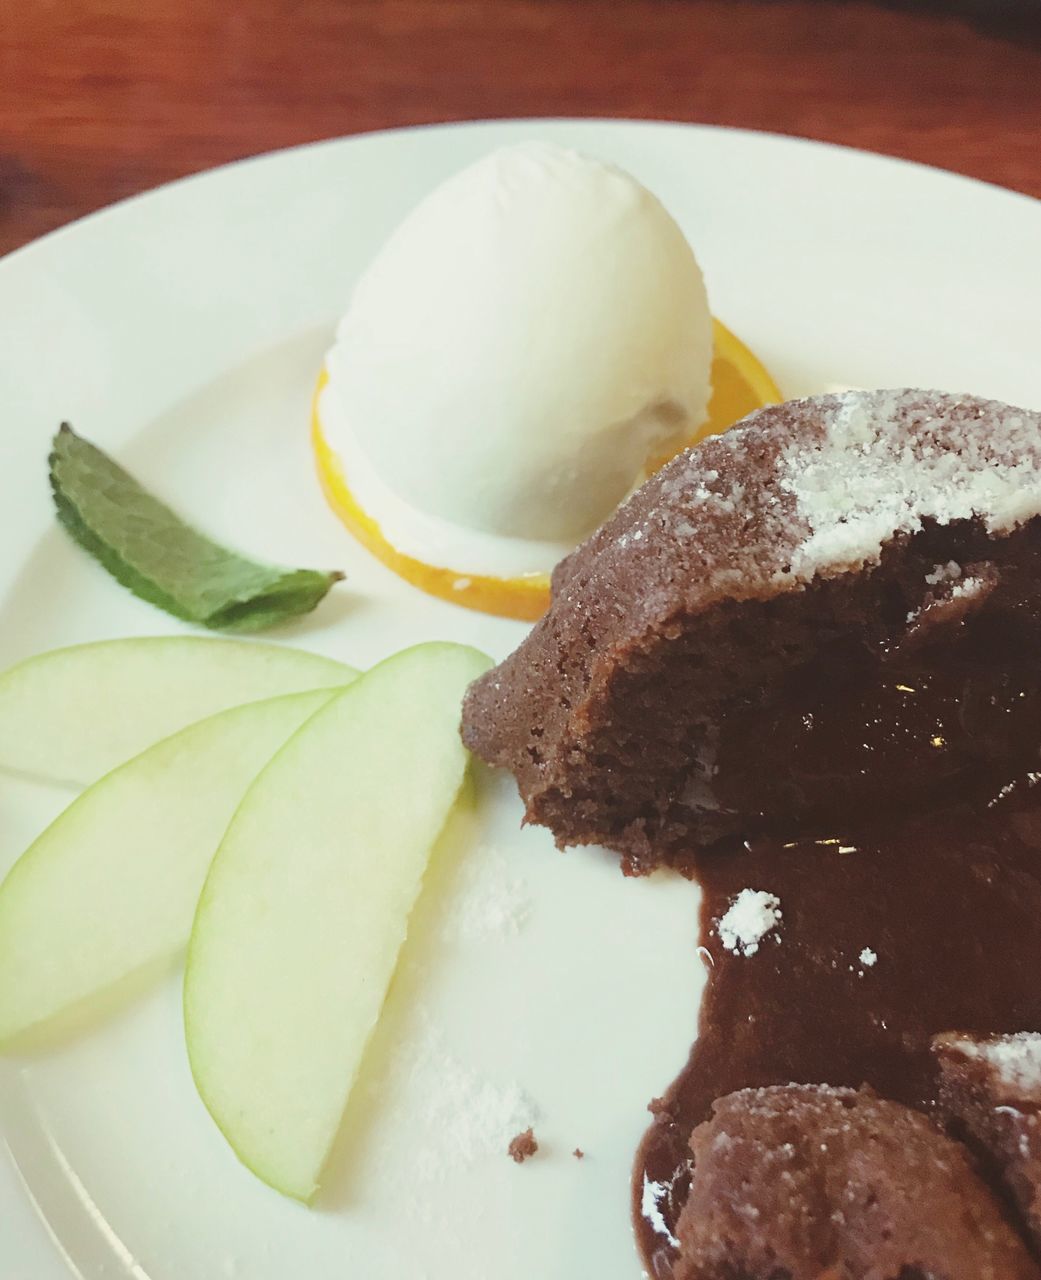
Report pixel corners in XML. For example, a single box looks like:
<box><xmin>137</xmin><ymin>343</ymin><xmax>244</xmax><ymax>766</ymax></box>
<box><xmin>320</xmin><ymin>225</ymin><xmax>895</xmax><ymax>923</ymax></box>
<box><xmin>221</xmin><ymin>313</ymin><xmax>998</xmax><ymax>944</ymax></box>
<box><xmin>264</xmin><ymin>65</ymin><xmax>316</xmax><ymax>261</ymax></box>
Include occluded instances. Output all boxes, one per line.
<box><xmin>324</xmin><ymin>141</ymin><xmax>713</xmax><ymax>543</ymax></box>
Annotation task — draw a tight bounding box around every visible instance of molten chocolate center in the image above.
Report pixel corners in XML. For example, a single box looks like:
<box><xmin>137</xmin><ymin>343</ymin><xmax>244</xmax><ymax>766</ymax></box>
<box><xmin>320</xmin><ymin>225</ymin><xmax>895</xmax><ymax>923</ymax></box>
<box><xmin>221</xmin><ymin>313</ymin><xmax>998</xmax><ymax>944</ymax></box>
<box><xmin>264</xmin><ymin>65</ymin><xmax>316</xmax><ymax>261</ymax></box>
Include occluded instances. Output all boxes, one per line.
<box><xmin>635</xmin><ymin>598</ymin><xmax>1041</xmax><ymax>1276</ymax></box>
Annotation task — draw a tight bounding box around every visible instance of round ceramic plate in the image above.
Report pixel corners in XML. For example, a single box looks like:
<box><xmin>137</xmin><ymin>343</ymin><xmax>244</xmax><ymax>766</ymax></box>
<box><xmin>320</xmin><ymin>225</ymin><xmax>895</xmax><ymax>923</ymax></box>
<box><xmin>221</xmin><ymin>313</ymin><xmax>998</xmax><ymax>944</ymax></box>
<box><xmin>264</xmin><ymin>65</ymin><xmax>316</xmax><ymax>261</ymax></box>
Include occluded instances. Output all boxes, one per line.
<box><xmin>2</xmin><ymin>119</ymin><xmax>1040</xmax><ymax>1280</ymax></box>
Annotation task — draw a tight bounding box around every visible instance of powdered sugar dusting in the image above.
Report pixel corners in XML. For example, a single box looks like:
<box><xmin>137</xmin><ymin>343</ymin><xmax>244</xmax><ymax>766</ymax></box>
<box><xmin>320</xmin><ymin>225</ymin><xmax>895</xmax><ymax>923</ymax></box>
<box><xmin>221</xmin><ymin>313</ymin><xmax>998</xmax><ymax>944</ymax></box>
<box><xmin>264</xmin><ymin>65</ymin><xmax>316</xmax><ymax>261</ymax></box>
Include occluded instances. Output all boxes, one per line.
<box><xmin>438</xmin><ymin>846</ymin><xmax>531</xmax><ymax>944</ymax></box>
<box><xmin>779</xmin><ymin>391</ymin><xmax>1041</xmax><ymax>581</ymax></box>
<box><xmin>595</xmin><ymin>389</ymin><xmax>1041</xmax><ymax>629</ymax></box>
<box><xmin>925</xmin><ymin>561</ymin><xmax>962</xmax><ymax>586</ymax></box>
<box><xmin>945</xmin><ymin>1032</ymin><xmax>1041</xmax><ymax>1094</ymax></box>
<box><xmin>367</xmin><ymin>1019</ymin><xmax>539</xmax><ymax>1186</ymax></box>
<box><xmin>717</xmin><ymin>889</ymin><xmax>782</xmax><ymax>956</ymax></box>
<box><xmin>641</xmin><ymin>1174</ymin><xmax>680</xmax><ymax>1248</ymax></box>
<box><xmin>950</xmin><ymin>574</ymin><xmax>986</xmax><ymax>602</ymax></box>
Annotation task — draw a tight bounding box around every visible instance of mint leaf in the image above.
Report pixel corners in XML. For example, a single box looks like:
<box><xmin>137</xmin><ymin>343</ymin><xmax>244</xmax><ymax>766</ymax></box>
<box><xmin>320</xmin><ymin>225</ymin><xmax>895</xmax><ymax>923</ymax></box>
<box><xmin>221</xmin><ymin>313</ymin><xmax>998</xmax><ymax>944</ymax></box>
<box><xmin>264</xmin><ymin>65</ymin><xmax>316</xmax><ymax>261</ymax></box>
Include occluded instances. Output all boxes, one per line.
<box><xmin>50</xmin><ymin>425</ymin><xmax>344</xmax><ymax>633</ymax></box>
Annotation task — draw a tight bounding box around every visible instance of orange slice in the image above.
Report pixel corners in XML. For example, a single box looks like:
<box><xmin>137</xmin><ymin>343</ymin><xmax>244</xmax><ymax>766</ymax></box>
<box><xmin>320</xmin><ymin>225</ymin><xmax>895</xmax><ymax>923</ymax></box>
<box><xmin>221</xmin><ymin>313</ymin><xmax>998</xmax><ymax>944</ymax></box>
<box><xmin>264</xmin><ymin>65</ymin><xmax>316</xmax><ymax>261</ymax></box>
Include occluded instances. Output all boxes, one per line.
<box><xmin>312</xmin><ymin>319</ymin><xmax>781</xmax><ymax>622</ymax></box>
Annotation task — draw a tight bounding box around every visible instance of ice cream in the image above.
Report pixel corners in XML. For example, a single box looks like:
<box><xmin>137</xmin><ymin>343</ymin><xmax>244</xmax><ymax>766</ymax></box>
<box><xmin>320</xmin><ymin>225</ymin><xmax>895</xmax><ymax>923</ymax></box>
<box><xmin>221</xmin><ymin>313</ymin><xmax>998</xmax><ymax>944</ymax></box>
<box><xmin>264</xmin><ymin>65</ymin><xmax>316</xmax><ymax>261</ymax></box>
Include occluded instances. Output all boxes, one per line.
<box><xmin>319</xmin><ymin>142</ymin><xmax>713</xmax><ymax>566</ymax></box>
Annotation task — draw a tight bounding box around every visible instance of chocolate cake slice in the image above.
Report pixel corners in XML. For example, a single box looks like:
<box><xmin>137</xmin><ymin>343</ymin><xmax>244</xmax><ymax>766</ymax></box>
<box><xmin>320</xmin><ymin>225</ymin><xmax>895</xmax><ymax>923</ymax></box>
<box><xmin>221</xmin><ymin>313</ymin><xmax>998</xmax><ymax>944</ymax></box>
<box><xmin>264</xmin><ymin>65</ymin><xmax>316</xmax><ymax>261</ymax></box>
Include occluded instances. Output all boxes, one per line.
<box><xmin>462</xmin><ymin>390</ymin><xmax>1041</xmax><ymax>873</ymax></box>
<box><xmin>935</xmin><ymin>1031</ymin><xmax>1041</xmax><ymax>1254</ymax></box>
<box><xmin>673</xmin><ymin>1083</ymin><xmax>1040</xmax><ymax>1280</ymax></box>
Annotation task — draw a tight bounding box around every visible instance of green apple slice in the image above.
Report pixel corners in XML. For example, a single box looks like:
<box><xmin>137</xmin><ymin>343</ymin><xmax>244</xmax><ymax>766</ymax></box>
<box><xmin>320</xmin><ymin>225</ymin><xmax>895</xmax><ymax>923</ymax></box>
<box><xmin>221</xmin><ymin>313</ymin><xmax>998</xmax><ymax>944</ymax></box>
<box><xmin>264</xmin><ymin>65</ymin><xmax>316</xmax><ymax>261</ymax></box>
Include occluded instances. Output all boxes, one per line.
<box><xmin>0</xmin><ymin>684</ymin><xmax>350</xmax><ymax>1045</ymax></box>
<box><xmin>183</xmin><ymin>641</ymin><xmax>491</xmax><ymax>1202</ymax></box>
<box><xmin>0</xmin><ymin>636</ymin><xmax>355</xmax><ymax>786</ymax></box>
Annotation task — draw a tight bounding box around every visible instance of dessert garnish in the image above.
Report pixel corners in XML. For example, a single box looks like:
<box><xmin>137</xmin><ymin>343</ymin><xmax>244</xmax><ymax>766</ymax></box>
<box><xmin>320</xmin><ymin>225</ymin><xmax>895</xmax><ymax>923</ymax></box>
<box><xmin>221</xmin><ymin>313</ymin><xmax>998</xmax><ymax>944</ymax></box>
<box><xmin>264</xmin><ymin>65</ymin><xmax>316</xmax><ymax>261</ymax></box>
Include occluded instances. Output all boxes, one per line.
<box><xmin>0</xmin><ymin>635</ymin><xmax>353</xmax><ymax>785</ymax></box>
<box><xmin>462</xmin><ymin>388</ymin><xmax>1041</xmax><ymax>1272</ymax></box>
<box><xmin>0</xmin><ymin>635</ymin><xmax>490</xmax><ymax>1207</ymax></box>
<box><xmin>0</xmin><ymin>683</ymin><xmax>351</xmax><ymax>1044</ymax></box>
<box><xmin>313</xmin><ymin>142</ymin><xmax>780</xmax><ymax>619</ymax></box>
<box><xmin>185</xmin><ymin>642</ymin><xmax>490</xmax><ymax>1201</ymax></box>
<box><xmin>51</xmin><ymin>424</ymin><xmax>344</xmax><ymax>632</ymax></box>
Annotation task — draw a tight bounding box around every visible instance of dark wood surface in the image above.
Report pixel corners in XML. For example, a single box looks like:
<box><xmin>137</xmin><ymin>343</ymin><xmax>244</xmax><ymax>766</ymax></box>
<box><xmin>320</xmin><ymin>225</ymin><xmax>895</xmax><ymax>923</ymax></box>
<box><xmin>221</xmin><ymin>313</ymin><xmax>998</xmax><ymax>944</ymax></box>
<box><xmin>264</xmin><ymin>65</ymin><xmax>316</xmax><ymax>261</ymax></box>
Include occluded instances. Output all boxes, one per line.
<box><xmin>2</xmin><ymin>0</ymin><xmax>1040</xmax><ymax>257</ymax></box>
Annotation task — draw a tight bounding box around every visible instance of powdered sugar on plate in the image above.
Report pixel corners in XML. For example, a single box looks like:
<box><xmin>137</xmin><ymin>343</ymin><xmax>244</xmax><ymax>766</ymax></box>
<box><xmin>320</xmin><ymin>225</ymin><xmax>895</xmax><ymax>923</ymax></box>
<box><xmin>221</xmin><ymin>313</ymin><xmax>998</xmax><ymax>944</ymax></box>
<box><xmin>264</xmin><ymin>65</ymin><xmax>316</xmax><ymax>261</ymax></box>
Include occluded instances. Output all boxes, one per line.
<box><xmin>362</xmin><ymin>1017</ymin><xmax>539</xmax><ymax>1188</ymax></box>
<box><xmin>437</xmin><ymin>845</ymin><xmax>531</xmax><ymax>944</ymax></box>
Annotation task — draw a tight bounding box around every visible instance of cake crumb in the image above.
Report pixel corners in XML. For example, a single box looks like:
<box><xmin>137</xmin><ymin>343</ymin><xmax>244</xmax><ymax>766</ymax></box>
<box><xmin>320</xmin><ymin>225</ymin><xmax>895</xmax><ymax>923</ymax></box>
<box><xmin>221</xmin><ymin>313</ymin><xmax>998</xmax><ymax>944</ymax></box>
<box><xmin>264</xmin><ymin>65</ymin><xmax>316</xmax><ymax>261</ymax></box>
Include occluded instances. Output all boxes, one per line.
<box><xmin>508</xmin><ymin>1128</ymin><xmax>538</xmax><ymax>1163</ymax></box>
<box><xmin>573</xmin><ymin>1147</ymin><xmax>585</xmax><ymax>1159</ymax></box>
<box><xmin>717</xmin><ymin>889</ymin><xmax>782</xmax><ymax>956</ymax></box>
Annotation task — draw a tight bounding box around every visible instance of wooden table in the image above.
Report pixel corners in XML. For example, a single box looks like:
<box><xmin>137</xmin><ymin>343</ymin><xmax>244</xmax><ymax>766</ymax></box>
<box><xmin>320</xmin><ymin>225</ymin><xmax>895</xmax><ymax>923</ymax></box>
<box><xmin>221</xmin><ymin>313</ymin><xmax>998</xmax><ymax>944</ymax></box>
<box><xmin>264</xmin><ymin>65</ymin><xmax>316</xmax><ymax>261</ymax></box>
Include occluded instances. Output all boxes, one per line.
<box><xmin>2</xmin><ymin>0</ymin><xmax>1040</xmax><ymax>257</ymax></box>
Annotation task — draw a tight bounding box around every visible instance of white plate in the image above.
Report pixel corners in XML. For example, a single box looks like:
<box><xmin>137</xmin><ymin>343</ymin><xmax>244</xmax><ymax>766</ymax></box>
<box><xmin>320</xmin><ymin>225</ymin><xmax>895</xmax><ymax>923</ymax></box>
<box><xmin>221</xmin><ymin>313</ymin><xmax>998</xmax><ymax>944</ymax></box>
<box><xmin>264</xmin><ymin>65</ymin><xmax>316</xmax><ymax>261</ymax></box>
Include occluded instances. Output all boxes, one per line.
<box><xmin>2</xmin><ymin>119</ymin><xmax>1041</xmax><ymax>1280</ymax></box>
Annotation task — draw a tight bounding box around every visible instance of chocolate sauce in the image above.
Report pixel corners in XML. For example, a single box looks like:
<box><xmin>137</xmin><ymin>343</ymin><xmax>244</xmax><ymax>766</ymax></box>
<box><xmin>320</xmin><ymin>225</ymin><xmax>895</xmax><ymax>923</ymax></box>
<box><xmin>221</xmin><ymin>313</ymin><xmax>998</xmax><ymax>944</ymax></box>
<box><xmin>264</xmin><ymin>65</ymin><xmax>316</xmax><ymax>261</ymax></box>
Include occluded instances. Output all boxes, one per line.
<box><xmin>634</xmin><ymin>748</ymin><xmax>1041</xmax><ymax>1276</ymax></box>
<box><xmin>707</xmin><ymin>605</ymin><xmax>1041</xmax><ymax>841</ymax></box>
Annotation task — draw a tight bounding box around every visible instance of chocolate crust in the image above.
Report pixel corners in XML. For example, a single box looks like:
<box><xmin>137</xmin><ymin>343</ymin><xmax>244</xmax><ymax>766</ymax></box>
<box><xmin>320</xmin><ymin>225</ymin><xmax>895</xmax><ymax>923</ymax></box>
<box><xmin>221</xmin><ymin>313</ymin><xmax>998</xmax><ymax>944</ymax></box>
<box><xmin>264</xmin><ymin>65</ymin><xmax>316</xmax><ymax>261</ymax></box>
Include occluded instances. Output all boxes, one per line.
<box><xmin>673</xmin><ymin>1084</ymin><xmax>1040</xmax><ymax>1280</ymax></box>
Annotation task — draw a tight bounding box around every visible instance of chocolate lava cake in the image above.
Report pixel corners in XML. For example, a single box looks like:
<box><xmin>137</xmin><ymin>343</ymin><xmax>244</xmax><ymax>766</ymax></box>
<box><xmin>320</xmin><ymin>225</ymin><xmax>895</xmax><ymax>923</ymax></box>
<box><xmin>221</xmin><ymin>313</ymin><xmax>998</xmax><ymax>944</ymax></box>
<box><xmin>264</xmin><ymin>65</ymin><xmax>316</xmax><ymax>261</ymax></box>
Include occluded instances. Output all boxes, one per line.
<box><xmin>462</xmin><ymin>388</ymin><xmax>1041</xmax><ymax>1276</ymax></box>
<box><xmin>673</xmin><ymin>1084</ymin><xmax>1039</xmax><ymax>1280</ymax></box>
<box><xmin>462</xmin><ymin>389</ymin><xmax>1041</xmax><ymax>875</ymax></box>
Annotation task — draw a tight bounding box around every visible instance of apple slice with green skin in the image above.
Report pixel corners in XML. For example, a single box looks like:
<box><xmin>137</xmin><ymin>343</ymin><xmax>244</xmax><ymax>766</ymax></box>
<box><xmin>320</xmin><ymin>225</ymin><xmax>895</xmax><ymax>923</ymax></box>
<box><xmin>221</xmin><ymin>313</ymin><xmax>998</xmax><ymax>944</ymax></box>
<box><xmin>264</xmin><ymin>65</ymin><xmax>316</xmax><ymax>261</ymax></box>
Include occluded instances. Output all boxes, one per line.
<box><xmin>0</xmin><ymin>636</ymin><xmax>354</xmax><ymax>786</ymax></box>
<box><xmin>183</xmin><ymin>641</ymin><xmax>491</xmax><ymax>1202</ymax></box>
<box><xmin>0</xmin><ymin>683</ymin><xmax>352</xmax><ymax>1045</ymax></box>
